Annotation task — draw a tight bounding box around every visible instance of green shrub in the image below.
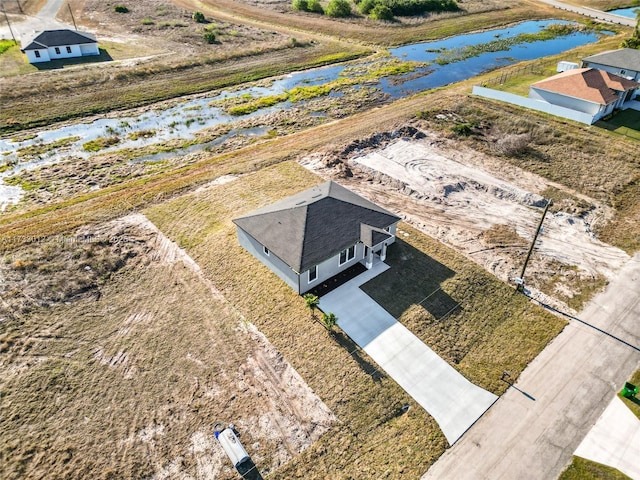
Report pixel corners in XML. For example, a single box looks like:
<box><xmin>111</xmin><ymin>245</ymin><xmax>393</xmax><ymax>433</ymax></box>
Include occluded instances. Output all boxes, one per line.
<box><xmin>0</xmin><ymin>39</ymin><xmax>15</xmax><ymax>55</ymax></box>
<box><xmin>292</xmin><ymin>0</ymin><xmax>309</xmax><ymax>10</ymax></box>
<box><xmin>203</xmin><ymin>31</ymin><xmax>216</xmax><ymax>44</ymax></box>
<box><xmin>114</xmin><ymin>5</ymin><xmax>129</xmax><ymax>13</ymax></box>
<box><xmin>358</xmin><ymin>0</ymin><xmax>377</xmax><ymax>14</ymax></box>
<box><xmin>308</xmin><ymin>0</ymin><xmax>325</xmax><ymax>13</ymax></box>
<box><xmin>379</xmin><ymin>0</ymin><xmax>457</xmax><ymax>16</ymax></box>
<box><xmin>141</xmin><ymin>18</ymin><xmax>154</xmax><ymax>25</ymax></box>
<box><xmin>325</xmin><ymin>0</ymin><xmax>352</xmax><ymax>17</ymax></box>
<box><xmin>451</xmin><ymin>123</ymin><xmax>474</xmax><ymax>136</ymax></box>
<box><xmin>192</xmin><ymin>11</ymin><xmax>206</xmax><ymax>22</ymax></box>
<box><xmin>371</xmin><ymin>4</ymin><xmax>393</xmax><ymax>19</ymax></box>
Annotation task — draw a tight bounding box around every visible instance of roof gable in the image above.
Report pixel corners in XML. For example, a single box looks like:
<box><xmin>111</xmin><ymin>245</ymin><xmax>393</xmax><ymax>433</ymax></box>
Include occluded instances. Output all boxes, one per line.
<box><xmin>582</xmin><ymin>48</ymin><xmax>640</xmax><ymax>72</ymax></box>
<box><xmin>233</xmin><ymin>181</ymin><xmax>400</xmax><ymax>272</ymax></box>
<box><xmin>22</xmin><ymin>29</ymin><xmax>97</xmax><ymax>50</ymax></box>
<box><xmin>531</xmin><ymin>68</ymin><xmax>639</xmax><ymax>105</ymax></box>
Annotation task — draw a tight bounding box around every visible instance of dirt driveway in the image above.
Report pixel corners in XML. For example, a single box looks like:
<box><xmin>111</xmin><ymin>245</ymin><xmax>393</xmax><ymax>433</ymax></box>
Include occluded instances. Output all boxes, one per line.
<box><xmin>0</xmin><ymin>0</ymin><xmax>72</xmax><ymax>41</ymax></box>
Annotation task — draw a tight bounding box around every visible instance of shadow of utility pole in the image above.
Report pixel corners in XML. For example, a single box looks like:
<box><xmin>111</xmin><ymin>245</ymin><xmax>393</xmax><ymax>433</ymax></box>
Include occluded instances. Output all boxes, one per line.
<box><xmin>501</xmin><ymin>371</ymin><xmax>536</xmax><ymax>401</ymax></box>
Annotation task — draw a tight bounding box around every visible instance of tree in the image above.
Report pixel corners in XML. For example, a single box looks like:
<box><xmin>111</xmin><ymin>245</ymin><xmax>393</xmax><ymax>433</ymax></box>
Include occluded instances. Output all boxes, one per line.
<box><xmin>114</xmin><ymin>5</ymin><xmax>129</xmax><ymax>13</ymax></box>
<box><xmin>321</xmin><ymin>312</ymin><xmax>338</xmax><ymax>331</ymax></box>
<box><xmin>358</xmin><ymin>0</ymin><xmax>377</xmax><ymax>15</ymax></box>
<box><xmin>308</xmin><ymin>0</ymin><xmax>325</xmax><ymax>13</ymax></box>
<box><xmin>621</xmin><ymin>9</ymin><xmax>640</xmax><ymax>48</ymax></box>
<box><xmin>192</xmin><ymin>11</ymin><xmax>206</xmax><ymax>23</ymax></box>
<box><xmin>370</xmin><ymin>4</ymin><xmax>393</xmax><ymax>20</ymax></box>
<box><xmin>292</xmin><ymin>0</ymin><xmax>309</xmax><ymax>11</ymax></box>
<box><xmin>325</xmin><ymin>0</ymin><xmax>352</xmax><ymax>17</ymax></box>
<box><xmin>303</xmin><ymin>293</ymin><xmax>320</xmax><ymax>318</ymax></box>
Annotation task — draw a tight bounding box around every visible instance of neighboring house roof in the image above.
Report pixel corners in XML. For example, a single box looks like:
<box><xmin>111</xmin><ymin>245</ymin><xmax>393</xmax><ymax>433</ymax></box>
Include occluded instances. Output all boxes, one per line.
<box><xmin>233</xmin><ymin>181</ymin><xmax>401</xmax><ymax>273</ymax></box>
<box><xmin>21</xmin><ymin>29</ymin><xmax>97</xmax><ymax>51</ymax></box>
<box><xmin>582</xmin><ymin>48</ymin><xmax>640</xmax><ymax>72</ymax></box>
<box><xmin>531</xmin><ymin>68</ymin><xmax>639</xmax><ymax>105</ymax></box>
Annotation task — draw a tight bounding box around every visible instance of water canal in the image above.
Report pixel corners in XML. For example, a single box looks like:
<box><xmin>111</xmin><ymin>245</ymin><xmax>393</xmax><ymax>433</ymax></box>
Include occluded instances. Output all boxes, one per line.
<box><xmin>0</xmin><ymin>19</ymin><xmax>610</xmax><ymax>209</ymax></box>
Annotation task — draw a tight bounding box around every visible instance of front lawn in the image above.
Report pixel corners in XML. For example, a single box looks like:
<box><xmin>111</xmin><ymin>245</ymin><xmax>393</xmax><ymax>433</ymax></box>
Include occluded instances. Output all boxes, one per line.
<box><xmin>596</xmin><ymin>108</ymin><xmax>640</xmax><ymax>141</ymax></box>
<box><xmin>145</xmin><ymin>160</ymin><xmax>566</xmax><ymax>478</ymax></box>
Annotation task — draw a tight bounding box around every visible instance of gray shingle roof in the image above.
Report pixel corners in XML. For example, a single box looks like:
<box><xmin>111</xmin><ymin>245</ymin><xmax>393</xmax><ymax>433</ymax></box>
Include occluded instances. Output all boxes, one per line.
<box><xmin>21</xmin><ymin>29</ymin><xmax>97</xmax><ymax>51</ymax></box>
<box><xmin>233</xmin><ymin>181</ymin><xmax>401</xmax><ymax>272</ymax></box>
<box><xmin>582</xmin><ymin>48</ymin><xmax>640</xmax><ymax>72</ymax></box>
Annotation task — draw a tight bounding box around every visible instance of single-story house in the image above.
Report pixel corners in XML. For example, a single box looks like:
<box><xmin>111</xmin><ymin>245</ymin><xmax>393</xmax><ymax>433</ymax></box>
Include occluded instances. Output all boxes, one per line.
<box><xmin>233</xmin><ymin>180</ymin><xmax>401</xmax><ymax>294</ymax></box>
<box><xmin>21</xmin><ymin>29</ymin><xmax>99</xmax><ymax>64</ymax></box>
<box><xmin>581</xmin><ymin>48</ymin><xmax>640</xmax><ymax>81</ymax></box>
<box><xmin>528</xmin><ymin>68</ymin><xmax>639</xmax><ymax>123</ymax></box>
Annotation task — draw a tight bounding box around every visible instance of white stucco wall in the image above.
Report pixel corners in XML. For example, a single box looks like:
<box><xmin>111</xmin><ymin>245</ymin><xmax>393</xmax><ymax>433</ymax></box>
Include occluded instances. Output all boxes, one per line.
<box><xmin>582</xmin><ymin>62</ymin><xmax>640</xmax><ymax>81</ymax></box>
<box><xmin>472</xmin><ymin>86</ymin><xmax>598</xmax><ymax>124</ymax></box>
<box><xmin>528</xmin><ymin>86</ymin><xmax>603</xmax><ymax>115</ymax></box>
<box><xmin>25</xmin><ymin>49</ymin><xmax>50</xmax><ymax>63</ymax></box>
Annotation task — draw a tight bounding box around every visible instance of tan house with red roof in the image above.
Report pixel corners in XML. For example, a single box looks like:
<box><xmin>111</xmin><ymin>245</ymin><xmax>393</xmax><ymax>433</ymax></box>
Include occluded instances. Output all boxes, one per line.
<box><xmin>528</xmin><ymin>68</ymin><xmax>638</xmax><ymax>124</ymax></box>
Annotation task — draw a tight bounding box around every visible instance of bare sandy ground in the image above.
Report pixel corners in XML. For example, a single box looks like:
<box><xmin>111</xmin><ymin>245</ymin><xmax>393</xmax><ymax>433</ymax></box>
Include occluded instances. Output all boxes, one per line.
<box><xmin>115</xmin><ymin>213</ymin><xmax>337</xmax><ymax>477</ymax></box>
<box><xmin>301</xmin><ymin>133</ymin><xmax>629</xmax><ymax>309</ymax></box>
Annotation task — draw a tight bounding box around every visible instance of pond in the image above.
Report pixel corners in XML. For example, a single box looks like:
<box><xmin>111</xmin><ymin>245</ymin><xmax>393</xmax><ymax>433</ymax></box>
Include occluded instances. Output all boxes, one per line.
<box><xmin>607</xmin><ymin>7</ymin><xmax>639</xmax><ymax>18</ymax></box>
<box><xmin>0</xmin><ymin>20</ymin><xmax>608</xmax><ymax>210</ymax></box>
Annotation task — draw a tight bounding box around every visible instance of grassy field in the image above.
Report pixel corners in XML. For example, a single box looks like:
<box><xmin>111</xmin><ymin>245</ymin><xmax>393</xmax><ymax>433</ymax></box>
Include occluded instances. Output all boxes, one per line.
<box><xmin>0</xmin><ymin>215</ymin><xmax>336</xmax><ymax>479</ymax></box>
<box><xmin>143</xmin><ymin>160</ymin><xmax>565</xmax><ymax>477</ymax></box>
<box><xmin>559</xmin><ymin>457</ymin><xmax>632</xmax><ymax>480</ymax></box>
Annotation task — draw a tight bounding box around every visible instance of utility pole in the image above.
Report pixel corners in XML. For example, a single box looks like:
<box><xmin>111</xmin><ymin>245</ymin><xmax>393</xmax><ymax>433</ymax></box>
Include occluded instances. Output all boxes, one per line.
<box><xmin>2</xmin><ymin>3</ymin><xmax>17</xmax><ymax>45</ymax></box>
<box><xmin>515</xmin><ymin>198</ymin><xmax>553</xmax><ymax>292</ymax></box>
<box><xmin>67</xmin><ymin>2</ymin><xmax>77</xmax><ymax>30</ymax></box>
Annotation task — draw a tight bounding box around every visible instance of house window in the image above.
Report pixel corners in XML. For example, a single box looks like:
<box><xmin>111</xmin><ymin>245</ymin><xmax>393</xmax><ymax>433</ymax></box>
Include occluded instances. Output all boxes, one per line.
<box><xmin>66</xmin><ymin>46</ymin><xmax>72</xmax><ymax>53</ymax></box>
<box><xmin>621</xmin><ymin>69</ymin><xmax>627</xmax><ymax>75</ymax></box>
<box><xmin>308</xmin><ymin>266</ymin><xmax>318</xmax><ymax>283</ymax></box>
<box><xmin>339</xmin><ymin>245</ymin><xmax>356</xmax><ymax>266</ymax></box>
<box><xmin>263</xmin><ymin>246</ymin><xmax>270</xmax><ymax>256</ymax></box>
<box><xmin>34</xmin><ymin>50</ymin><xmax>41</xmax><ymax>58</ymax></box>
<box><xmin>55</xmin><ymin>47</ymin><xmax>60</xmax><ymax>54</ymax></box>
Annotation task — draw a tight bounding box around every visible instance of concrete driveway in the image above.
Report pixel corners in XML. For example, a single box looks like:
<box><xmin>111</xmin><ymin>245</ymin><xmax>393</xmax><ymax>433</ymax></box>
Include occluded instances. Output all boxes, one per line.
<box><xmin>423</xmin><ymin>253</ymin><xmax>640</xmax><ymax>479</ymax></box>
<box><xmin>574</xmin><ymin>395</ymin><xmax>640</xmax><ymax>479</ymax></box>
<box><xmin>320</xmin><ymin>261</ymin><xmax>497</xmax><ymax>445</ymax></box>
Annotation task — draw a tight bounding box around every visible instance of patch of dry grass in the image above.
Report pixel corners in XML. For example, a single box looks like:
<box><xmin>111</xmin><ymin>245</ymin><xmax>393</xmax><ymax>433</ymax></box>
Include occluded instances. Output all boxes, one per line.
<box><xmin>0</xmin><ymin>217</ymin><xmax>333</xmax><ymax>479</ymax></box>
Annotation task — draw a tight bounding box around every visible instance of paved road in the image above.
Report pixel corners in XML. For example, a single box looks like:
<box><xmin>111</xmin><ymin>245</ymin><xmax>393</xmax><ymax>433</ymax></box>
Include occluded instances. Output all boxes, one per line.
<box><xmin>538</xmin><ymin>0</ymin><xmax>636</xmax><ymax>27</ymax></box>
<box><xmin>0</xmin><ymin>0</ymin><xmax>70</xmax><ymax>41</ymax></box>
<box><xmin>423</xmin><ymin>253</ymin><xmax>640</xmax><ymax>479</ymax></box>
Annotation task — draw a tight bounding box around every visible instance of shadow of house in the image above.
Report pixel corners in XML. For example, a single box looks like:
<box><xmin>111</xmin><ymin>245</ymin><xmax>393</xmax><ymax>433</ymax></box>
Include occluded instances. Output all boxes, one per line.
<box><xmin>33</xmin><ymin>48</ymin><xmax>113</xmax><ymax>70</ymax></box>
<box><xmin>360</xmin><ymin>238</ymin><xmax>458</xmax><ymax>321</ymax></box>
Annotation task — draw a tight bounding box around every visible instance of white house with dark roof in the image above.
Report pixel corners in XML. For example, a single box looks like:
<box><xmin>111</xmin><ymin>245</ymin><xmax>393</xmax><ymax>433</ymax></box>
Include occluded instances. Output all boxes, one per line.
<box><xmin>233</xmin><ymin>181</ymin><xmax>401</xmax><ymax>294</ymax></box>
<box><xmin>581</xmin><ymin>48</ymin><xmax>640</xmax><ymax>81</ymax></box>
<box><xmin>528</xmin><ymin>68</ymin><xmax>639</xmax><ymax>123</ymax></box>
<box><xmin>21</xmin><ymin>29</ymin><xmax>99</xmax><ymax>64</ymax></box>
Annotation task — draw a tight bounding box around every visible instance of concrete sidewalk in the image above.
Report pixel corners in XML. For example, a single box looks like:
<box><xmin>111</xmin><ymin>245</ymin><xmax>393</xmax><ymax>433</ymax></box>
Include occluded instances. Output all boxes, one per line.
<box><xmin>574</xmin><ymin>396</ymin><xmax>640</xmax><ymax>480</ymax></box>
<box><xmin>320</xmin><ymin>262</ymin><xmax>497</xmax><ymax>445</ymax></box>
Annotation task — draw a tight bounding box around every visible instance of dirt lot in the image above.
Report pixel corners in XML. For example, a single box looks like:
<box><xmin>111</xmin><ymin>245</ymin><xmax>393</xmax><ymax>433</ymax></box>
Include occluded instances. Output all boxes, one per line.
<box><xmin>300</xmin><ymin>126</ymin><xmax>630</xmax><ymax>311</ymax></box>
<box><xmin>0</xmin><ymin>213</ymin><xmax>335</xmax><ymax>479</ymax></box>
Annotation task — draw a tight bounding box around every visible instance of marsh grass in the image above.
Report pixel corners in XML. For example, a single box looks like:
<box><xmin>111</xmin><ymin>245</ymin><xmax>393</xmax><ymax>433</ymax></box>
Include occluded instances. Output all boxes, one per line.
<box><xmin>16</xmin><ymin>136</ymin><xmax>81</xmax><ymax>158</ymax></box>
<box><xmin>434</xmin><ymin>24</ymin><xmax>591</xmax><ymax>65</ymax></box>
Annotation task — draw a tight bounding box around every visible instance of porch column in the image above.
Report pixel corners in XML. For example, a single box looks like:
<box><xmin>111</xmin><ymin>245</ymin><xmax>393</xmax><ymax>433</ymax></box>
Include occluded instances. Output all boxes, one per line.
<box><xmin>380</xmin><ymin>242</ymin><xmax>387</xmax><ymax>262</ymax></box>
<box><xmin>365</xmin><ymin>248</ymin><xmax>373</xmax><ymax>269</ymax></box>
